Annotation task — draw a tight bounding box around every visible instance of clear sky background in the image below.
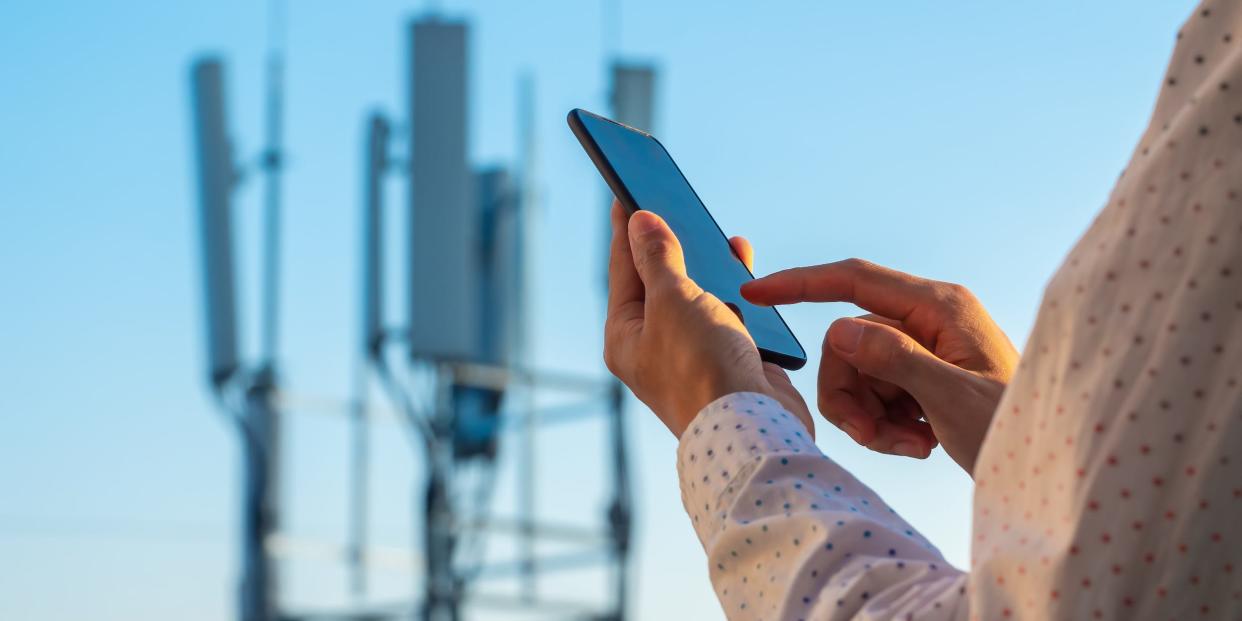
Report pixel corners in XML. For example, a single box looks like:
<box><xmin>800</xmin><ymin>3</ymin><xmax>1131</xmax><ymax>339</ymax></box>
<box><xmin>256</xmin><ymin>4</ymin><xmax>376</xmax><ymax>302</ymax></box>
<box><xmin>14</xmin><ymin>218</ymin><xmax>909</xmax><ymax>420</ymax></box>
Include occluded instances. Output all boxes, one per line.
<box><xmin>0</xmin><ymin>1</ymin><xmax>1197</xmax><ymax>619</ymax></box>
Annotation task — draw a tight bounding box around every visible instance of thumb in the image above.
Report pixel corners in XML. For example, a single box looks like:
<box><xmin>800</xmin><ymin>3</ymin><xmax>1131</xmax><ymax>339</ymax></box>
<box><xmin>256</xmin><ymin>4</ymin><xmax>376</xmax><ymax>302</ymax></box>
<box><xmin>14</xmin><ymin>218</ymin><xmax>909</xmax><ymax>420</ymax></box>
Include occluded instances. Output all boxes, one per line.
<box><xmin>826</xmin><ymin>317</ymin><xmax>968</xmax><ymax>406</ymax></box>
<box><xmin>628</xmin><ymin>210</ymin><xmax>688</xmax><ymax>291</ymax></box>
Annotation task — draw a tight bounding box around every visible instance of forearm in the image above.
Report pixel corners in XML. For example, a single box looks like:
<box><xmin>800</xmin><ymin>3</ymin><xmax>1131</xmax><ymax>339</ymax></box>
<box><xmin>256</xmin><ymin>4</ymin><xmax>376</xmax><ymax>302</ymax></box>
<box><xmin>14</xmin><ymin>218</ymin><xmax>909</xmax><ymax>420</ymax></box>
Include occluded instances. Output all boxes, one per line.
<box><xmin>678</xmin><ymin>392</ymin><xmax>969</xmax><ymax>620</ymax></box>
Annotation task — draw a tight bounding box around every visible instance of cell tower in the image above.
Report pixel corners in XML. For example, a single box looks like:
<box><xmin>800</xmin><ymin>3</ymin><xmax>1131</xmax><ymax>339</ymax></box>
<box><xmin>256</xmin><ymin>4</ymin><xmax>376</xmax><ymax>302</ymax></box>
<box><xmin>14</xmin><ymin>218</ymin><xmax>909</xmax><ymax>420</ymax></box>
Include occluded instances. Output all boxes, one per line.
<box><xmin>351</xmin><ymin>17</ymin><xmax>634</xmax><ymax>621</ymax></box>
<box><xmin>189</xmin><ymin>53</ymin><xmax>283</xmax><ymax>621</ymax></box>
<box><xmin>191</xmin><ymin>11</ymin><xmax>638</xmax><ymax>621</ymax></box>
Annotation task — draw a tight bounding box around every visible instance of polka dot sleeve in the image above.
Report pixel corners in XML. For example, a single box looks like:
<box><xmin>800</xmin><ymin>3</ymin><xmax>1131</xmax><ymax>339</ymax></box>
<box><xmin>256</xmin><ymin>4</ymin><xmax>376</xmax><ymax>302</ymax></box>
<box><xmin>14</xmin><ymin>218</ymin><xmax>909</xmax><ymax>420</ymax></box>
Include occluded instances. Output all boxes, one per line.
<box><xmin>677</xmin><ymin>393</ymin><xmax>968</xmax><ymax>620</ymax></box>
<box><xmin>968</xmin><ymin>3</ymin><xmax>1242</xmax><ymax>618</ymax></box>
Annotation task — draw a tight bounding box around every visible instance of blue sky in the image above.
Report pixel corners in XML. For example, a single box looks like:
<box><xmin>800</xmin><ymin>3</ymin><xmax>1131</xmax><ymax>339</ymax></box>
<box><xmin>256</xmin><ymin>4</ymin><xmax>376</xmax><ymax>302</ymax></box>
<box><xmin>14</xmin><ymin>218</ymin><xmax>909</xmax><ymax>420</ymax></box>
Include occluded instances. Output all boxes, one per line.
<box><xmin>0</xmin><ymin>1</ymin><xmax>1195</xmax><ymax>618</ymax></box>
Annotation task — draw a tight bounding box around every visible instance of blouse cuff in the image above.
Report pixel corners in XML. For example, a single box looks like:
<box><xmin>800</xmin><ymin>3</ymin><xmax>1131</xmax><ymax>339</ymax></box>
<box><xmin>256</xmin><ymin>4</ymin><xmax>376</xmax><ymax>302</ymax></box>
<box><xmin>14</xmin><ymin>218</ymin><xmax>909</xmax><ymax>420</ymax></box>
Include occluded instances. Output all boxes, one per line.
<box><xmin>676</xmin><ymin>392</ymin><xmax>818</xmax><ymax>542</ymax></box>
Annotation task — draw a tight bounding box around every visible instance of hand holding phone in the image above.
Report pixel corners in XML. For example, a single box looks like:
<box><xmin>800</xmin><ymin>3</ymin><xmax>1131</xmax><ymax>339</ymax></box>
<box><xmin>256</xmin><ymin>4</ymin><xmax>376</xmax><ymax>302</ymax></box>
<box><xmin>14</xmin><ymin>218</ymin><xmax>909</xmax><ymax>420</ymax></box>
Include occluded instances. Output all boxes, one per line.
<box><xmin>571</xmin><ymin>108</ymin><xmax>812</xmax><ymax>435</ymax></box>
<box><xmin>602</xmin><ymin>200</ymin><xmax>814</xmax><ymax>437</ymax></box>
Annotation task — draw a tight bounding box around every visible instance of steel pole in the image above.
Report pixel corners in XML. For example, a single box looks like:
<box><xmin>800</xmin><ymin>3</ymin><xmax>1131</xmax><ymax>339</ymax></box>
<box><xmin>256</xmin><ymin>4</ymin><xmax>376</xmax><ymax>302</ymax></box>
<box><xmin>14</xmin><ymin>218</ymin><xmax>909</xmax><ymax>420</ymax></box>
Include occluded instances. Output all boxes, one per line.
<box><xmin>240</xmin><ymin>369</ymin><xmax>279</xmax><ymax>621</ymax></box>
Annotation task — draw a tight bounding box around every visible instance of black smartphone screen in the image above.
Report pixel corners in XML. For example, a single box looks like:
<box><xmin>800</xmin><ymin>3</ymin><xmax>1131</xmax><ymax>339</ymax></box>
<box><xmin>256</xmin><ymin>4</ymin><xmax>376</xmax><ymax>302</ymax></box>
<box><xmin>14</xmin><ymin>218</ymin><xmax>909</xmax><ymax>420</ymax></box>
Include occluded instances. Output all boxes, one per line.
<box><xmin>569</xmin><ymin>109</ymin><xmax>806</xmax><ymax>370</ymax></box>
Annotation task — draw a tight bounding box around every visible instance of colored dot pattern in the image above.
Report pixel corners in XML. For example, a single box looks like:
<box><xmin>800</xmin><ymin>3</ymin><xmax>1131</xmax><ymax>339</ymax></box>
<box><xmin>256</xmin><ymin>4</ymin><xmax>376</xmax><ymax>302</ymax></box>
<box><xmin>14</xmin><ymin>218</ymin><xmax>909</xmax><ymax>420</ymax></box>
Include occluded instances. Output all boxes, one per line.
<box><xmin>679</xmin><ymin>393</ymin><xmax>967</xmax><ymax>620</ymax></box>
<box><xmin>675</xmin><ymin>5</ymin><xmax>1241</xmax><ymax>619</ymax></box>
<box><xmin>970</xmin><ymin>4</ymin><xmax>1242</xmax><ymax>619</ymax></box>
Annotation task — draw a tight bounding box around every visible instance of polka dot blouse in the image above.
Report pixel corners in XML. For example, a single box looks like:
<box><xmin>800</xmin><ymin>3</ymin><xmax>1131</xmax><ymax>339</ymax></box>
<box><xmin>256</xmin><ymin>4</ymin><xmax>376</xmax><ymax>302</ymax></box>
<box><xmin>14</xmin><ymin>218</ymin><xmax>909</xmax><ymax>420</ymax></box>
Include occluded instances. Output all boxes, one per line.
<box><xmin>676</xmin><ymin>4</ymin><xmax>1242</xmax><ymax>619</ymax></box>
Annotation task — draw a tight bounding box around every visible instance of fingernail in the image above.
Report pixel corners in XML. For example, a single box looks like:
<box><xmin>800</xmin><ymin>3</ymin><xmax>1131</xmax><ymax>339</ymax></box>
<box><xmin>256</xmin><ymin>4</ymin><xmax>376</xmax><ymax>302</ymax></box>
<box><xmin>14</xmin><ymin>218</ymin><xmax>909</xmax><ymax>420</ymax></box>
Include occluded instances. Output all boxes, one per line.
<box><xmin>630</xmin><ymin>211</ymin><xmax>661</xmax><ymax>234</ymax></box>
<box><xmin>829</xmin><ymin>320</ymin><xmax>863</xmax><ymax>354</ymax></box>
<box><xmin>893</xmin><ymin>441</ymin><xmax>923</xmax><ymax>458</ymax></box>
<box><xmin>841</xmin><ymin>422</ymin><xmax>864</xmax><ymax>445</ymax></box>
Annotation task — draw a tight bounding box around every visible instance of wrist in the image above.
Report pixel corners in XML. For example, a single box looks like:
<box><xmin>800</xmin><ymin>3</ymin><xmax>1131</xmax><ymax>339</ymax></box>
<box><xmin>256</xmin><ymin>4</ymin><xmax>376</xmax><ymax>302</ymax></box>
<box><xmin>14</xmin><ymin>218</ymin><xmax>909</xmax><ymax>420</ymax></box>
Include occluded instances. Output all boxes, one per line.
<box><xmin>673</xmin><ymin>373</ymin><xmax>775</xmax><ymax>437</ymax></box>
<box><xmin>706</xmin><ymin>374</ymin><xmax>776</xmax><ymax>406</ymax></box>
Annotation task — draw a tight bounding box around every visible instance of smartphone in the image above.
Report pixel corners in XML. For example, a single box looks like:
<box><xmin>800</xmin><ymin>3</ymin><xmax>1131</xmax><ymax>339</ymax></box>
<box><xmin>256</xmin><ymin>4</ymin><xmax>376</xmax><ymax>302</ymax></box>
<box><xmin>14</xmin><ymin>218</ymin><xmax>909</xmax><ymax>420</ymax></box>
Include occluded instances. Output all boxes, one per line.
<box><xmin>568</xmin><ymin>108</ymin><xmax>807</xmax><ymax>370</ymax></box>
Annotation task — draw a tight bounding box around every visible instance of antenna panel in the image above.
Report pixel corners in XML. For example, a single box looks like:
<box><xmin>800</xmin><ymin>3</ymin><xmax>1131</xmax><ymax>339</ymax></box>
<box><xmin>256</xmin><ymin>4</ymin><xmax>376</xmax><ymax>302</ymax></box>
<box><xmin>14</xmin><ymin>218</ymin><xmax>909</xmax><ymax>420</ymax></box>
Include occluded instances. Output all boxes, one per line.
<box><xmin>362</xmin><ymin>113</ymin><xmax>389</xmax><ymax>358</ymax></box>
<box><xmin>190</xmin><ymin>57</ymin><xmax>240</xmax><ymax>385</ymax></box>
<box><xmin>407</xmin><ymin>20</ymin><xmax>479</xmax><ymax>362</ymax></box>
<box><xmin>610</xmin><ymin>63</ymin><xmax>656</xmax><ymax>131</ymax></box>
